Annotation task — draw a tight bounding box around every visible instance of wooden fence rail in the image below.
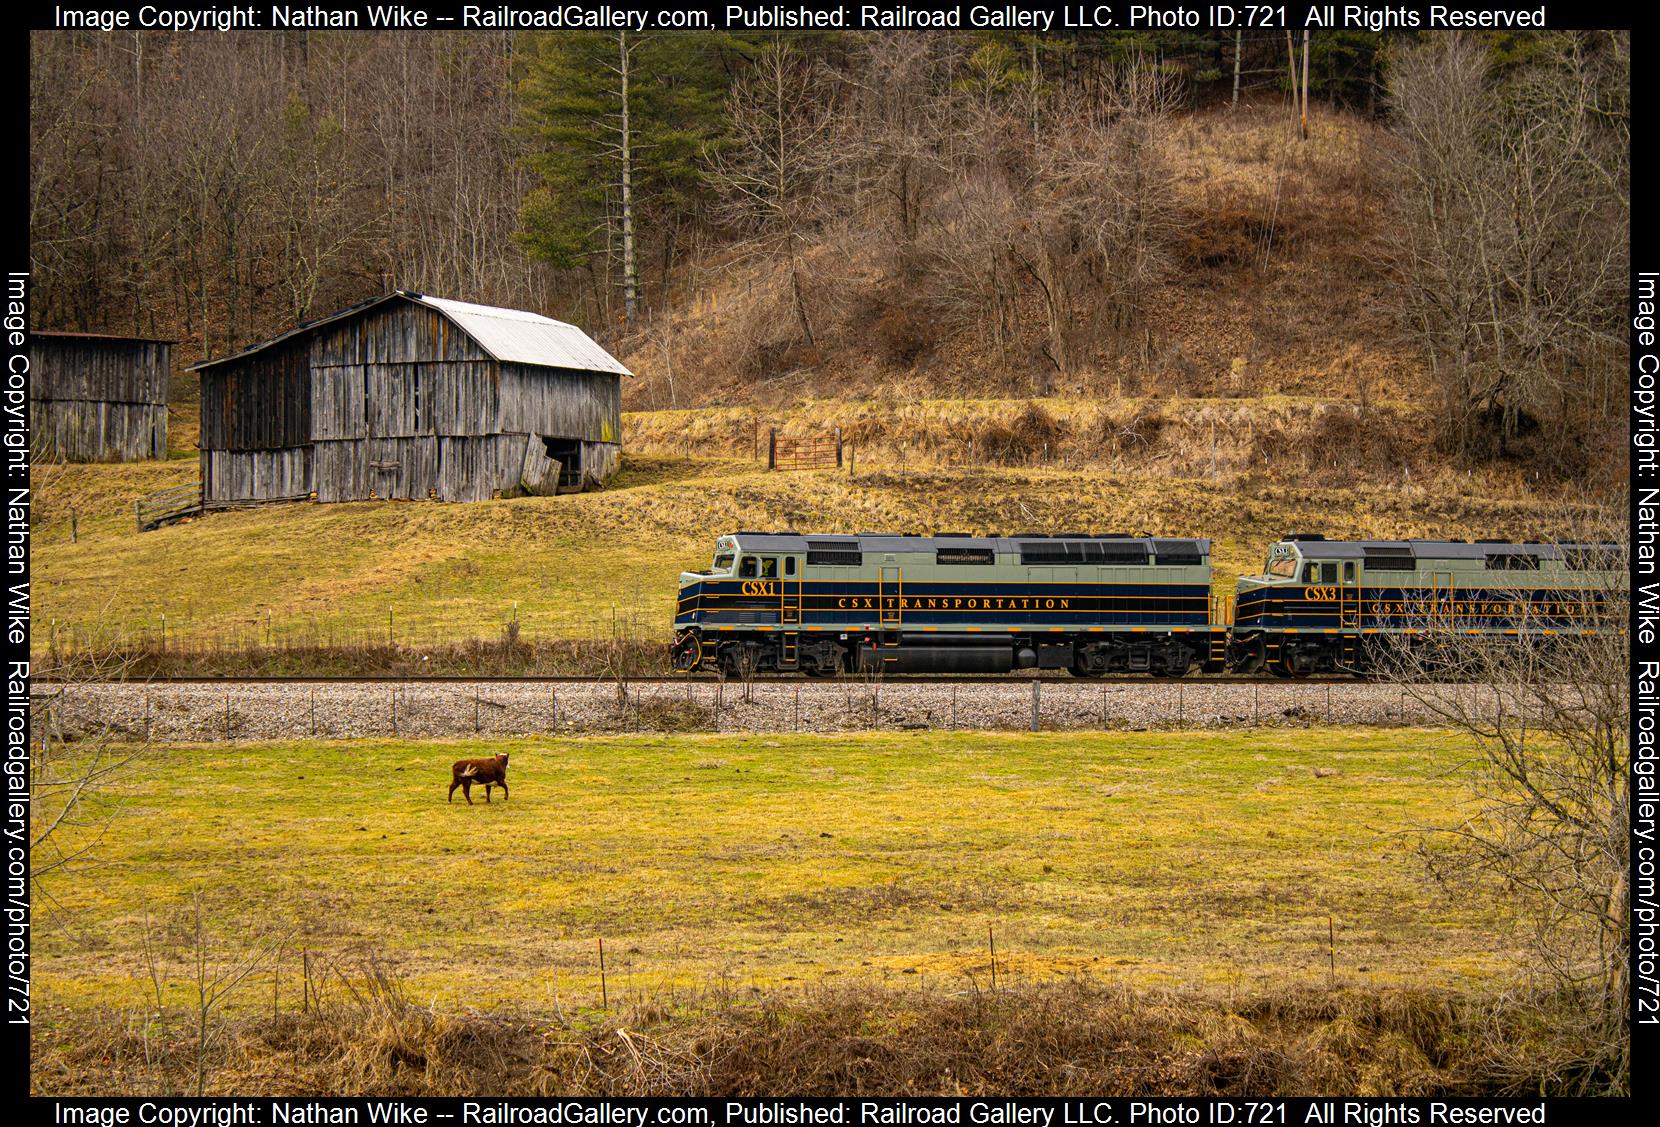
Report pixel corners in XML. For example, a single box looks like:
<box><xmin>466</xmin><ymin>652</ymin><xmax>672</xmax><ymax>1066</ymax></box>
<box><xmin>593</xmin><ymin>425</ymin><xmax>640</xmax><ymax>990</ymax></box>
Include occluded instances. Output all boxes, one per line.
<box><xmin>135</xmin><ymin>482</ymin><xmax>202</xmax><ymax>532</ymax></box>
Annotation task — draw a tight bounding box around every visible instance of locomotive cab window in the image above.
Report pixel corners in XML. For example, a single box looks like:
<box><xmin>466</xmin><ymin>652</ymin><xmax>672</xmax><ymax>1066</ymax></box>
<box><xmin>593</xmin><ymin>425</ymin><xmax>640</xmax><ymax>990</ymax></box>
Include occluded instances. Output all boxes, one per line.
<box><xmin>760</xmin><ymin>557</ymin><xmax>779</xmax><ymax>579</ymax></box>
<box><xmin>1268</xmin><ymin>556</ymin><xmax>1297</xmax><ymax>578</ymax></box>
<box><xmin>739</xmin><ymin>557</ymin><xmax>758</xmax><ymax>578</ymax></box>
<box><xmin>713</xmin><ymin>553</ymin><xmax>734</xmax><ymax>573</ymax></box>
<box><xmin>1303</xmin><ymin>562</ymin><xmax>1337</xmax><ymax>584</ymax></box>
<box><xmin>784</xmin><ymin>557</ymin><xmax>796</xmax><ymax>576</ymax></box>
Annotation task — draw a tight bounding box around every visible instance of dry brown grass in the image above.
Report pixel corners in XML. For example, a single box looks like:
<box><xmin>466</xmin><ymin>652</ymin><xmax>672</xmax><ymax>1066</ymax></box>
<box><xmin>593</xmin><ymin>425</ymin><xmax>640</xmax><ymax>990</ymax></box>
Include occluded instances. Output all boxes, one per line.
<box><xmin>624</xmin><ymin>396</ymin><xmax>1437</xmax><ymax>484</ymax></box>
<box><xmin>33</xmin><ymin>977</ymin><xmax>1623</xmax><ymax>1096</ymax></box>
<box><xmin>613</xmin><ymin>103</ymin><xmax>1417</xmax><ymax>413</ymax></box>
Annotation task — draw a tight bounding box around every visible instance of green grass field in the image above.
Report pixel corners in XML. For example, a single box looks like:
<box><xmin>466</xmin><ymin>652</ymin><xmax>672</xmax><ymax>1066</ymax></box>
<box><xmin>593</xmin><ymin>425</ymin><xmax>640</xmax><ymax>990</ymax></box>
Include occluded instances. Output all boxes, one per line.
<box><xmin>36</xmin><ymin>727</ymin><xmax>1514</xmax><ymax>1019</ymax></box>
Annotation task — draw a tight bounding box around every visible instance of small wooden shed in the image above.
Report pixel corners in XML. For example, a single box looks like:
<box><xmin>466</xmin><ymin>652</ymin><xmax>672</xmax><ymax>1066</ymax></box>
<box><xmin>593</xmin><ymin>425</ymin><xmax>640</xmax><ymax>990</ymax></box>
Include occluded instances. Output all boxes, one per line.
<box><xmin>190</xmin><ymin>292</ymin><xmax>629</xmax><ymax>504</ymax></box>
<box><xmin>29</xmin><ymin>332</ymin><xmax>171</xmax><ymax>462</ymax></box>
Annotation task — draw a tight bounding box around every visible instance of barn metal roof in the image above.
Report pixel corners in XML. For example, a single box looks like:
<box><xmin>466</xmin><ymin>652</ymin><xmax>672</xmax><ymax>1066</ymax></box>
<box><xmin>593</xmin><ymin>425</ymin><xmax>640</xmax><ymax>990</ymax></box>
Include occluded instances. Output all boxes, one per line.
<box><xmin>412</xmin><ymin>295</ymin><xmax>632</xmax><ymax>374</ymax></box>
<box><xmin>189</xmin><ymin>291</ymin><xmax>630</xmax><ymax>376</ymax></box>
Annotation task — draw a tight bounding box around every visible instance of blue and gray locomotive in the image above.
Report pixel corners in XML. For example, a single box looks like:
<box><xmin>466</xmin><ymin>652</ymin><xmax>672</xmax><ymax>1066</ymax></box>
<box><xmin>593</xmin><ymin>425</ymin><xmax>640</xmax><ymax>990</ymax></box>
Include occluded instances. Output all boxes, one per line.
<box><xmin>674</xmin><ymin>531</ymin><xmax>1225</xmax><ymax>679</ymax></box>
<box><xmin>1228</xmin><ymin>534</ymin><xmax>1624</xmax><ymax>676</ymax></box>
<box><xmin>672</xmin><ymin>530</ymin><xmax>1624</xmax><ymax>677</ymax></box>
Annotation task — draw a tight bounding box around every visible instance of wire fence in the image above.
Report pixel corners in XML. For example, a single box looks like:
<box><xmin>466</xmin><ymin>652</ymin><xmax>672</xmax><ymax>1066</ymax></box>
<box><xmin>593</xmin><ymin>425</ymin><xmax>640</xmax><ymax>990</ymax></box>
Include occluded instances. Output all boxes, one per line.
<box><xmin>33</xmin><ymin>678</ymin><xmax>1495</xmax><ymax>744</ymax></box>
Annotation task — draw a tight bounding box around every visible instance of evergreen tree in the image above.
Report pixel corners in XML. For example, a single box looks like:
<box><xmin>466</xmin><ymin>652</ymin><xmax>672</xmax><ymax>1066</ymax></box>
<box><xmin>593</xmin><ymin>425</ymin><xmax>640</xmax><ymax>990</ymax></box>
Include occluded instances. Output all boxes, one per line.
<box><xmin>517</xmin><ymin>31</ymin><xmax>736</xmax><ymax>324</ymax></box>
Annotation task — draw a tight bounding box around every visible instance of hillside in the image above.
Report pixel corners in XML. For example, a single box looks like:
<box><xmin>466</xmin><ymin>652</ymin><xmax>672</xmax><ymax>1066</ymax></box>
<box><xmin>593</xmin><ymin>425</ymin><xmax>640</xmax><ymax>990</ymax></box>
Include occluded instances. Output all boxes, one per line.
<box><xmin>611</xmin><ymin>105</ymin><xmax>1420</xmax><ymax>412</ymax></box>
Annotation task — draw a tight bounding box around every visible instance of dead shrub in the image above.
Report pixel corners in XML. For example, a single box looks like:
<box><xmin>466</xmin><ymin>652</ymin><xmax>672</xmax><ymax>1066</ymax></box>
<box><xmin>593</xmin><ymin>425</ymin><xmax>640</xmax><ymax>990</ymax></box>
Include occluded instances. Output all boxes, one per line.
<box><xmin>1181</xmin><ymin>199</ymin><xmax>1274</xmax><ymax>273</ymax></box>
<box><xmin>974</xmin><ymin>402</ymin><xmax>1068</xmax><ymax>465</ymax></box>
<box><xmin>744</xmin><ymin>339</ymin><xmax>823</xmax><ymax>383</ymax></box>
<box><xmin>871</xmin><ymin>303</ymin><xmax>938</xmax><ymax>367</ymax></box>
<box><xmin>1306</xmin><ymin>405</ymin><xmax>1406</xmax><ymax>475</ymax></box>
<box><xmin>32</xmin><ymin>978</ymin><xmax>1625</xmax><ymax>1096</ymax></box>
<box><xmin>1097</xmin><ymin>405</ymin><xmax>1169</xmax><ymax>456</ymax></box>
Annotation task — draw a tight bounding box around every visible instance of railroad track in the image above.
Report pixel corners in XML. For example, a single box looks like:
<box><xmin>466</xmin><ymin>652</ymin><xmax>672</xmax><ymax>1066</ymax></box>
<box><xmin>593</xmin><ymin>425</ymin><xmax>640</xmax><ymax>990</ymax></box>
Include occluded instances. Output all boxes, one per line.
<box><xmin>38</xmin><ymin>673</ymin><xmax>1374</xmax><ymax>687</ymax></box>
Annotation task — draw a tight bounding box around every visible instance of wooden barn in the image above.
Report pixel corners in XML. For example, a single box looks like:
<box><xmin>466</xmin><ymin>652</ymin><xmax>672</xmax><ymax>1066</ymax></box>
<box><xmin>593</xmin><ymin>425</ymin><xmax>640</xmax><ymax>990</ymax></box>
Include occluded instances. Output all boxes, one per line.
<box><xmin>190</xmin><ymin>292</ymin><xmax>629</xmax><ymax>504</ymax></box>
<box><xmin>29</xmin><ymin>332</ymin><xmax>171</xmax><ymax>462</ymax></box>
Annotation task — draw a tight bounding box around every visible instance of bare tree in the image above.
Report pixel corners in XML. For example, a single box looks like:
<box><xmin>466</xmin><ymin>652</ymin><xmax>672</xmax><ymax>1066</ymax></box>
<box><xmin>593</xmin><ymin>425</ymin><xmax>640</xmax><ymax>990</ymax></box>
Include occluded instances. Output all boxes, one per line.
<box><xmin>31</xmin><ymin>626</ymin><xmax>148</xmax><ymax>893</ymax></box>
<box><xmin>1379</xmin><ymin>514</ymin><xmax>1629</xmax><ymax>1089</ymax></box>
<box><xmin>1025</xmin><ymin>59</ymin><xmax>1185</xmax><ymax>379</ymax></box>
<box><xmin>1385</xmin><ymin>33</ymin><xmax>1629</xmax><ymax>468</ymax></box>
<box><xmin>706</xmin><ymin>41</ymin><xmax>840</xmax><ymax>351</ymax></box>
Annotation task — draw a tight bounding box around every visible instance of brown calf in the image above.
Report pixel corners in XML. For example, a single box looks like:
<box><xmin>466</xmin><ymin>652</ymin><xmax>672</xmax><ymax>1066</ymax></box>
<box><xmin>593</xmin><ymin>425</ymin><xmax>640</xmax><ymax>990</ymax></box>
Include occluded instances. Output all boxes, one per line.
<box><xmin>448</xmin><ymin>752</ymin><xmax>510</xmax><ymax>804</ymax></box>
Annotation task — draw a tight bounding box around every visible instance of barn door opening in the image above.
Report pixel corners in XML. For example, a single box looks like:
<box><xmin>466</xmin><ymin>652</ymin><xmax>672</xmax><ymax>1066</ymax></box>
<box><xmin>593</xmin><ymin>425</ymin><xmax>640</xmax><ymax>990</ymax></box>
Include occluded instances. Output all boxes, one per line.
<box><xmin>540</xmin><ymin>436</ymin><xmax>582</xmax><ymax>490</ymax></box>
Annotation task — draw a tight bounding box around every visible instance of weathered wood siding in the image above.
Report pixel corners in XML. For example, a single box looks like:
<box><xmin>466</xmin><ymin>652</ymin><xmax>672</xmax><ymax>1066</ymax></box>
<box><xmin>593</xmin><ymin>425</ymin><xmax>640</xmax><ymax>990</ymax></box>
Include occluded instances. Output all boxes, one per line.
<box><xmin>437</xmin><ymin>435</ymin><xmax>525</xmax><ymax>501</ymax></box>
<box><xmin>498</xmin><ymin>363</ymin><xmax>621</xmax><ymax>445</ymax></box>
<box><xmin>202</xmin><ymin>447</ymin><xmax>313</xmax><ymax>502</ymax></box>
<box><xmin>29</xmin><ymin>335</ymin><xmax>170</xmax><ymax>461</ymax></box>
<box><xmin>198</xmin><ymin>335</ymin><xmax>311</xmax><ymax>452</ymax></box>
<box><xmin>201</xmin><ymin>297</ymin><xmax>622</xmax><ymax>502</ymax></box>
<box><xmin>34</xmin><ymin>401</ymin><xmax>168</xmax><ymax>463</ymax></box>
<box><xmin>311</xmin><ymin>301</ymin><xmax>489</xmax><ymax>368</ymax></box>
<box><xmin>582</xmin><ymin>440</ymin><xmax>621</xmax><ymax>485</ymax></box>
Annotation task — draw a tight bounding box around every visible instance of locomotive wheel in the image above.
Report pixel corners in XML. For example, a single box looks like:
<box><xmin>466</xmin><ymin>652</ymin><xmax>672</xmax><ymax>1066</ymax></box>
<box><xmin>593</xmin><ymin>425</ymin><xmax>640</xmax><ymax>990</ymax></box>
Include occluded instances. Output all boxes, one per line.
<box><xmin>1272</xmin><ymin>652</ymin><xmax>1310</xmax><ymax>679</ymax></box>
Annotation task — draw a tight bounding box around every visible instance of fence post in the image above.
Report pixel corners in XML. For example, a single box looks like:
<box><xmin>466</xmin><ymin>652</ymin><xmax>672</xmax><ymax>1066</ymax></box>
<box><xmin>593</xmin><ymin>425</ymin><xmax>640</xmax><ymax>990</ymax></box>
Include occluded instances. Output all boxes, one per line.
<box><xmin>767</xmin><ymin>428</ymin><xmax>777</xmax><ymax>470</ymax></box>
<box><xmin>134</xmin><ymin>499</ymin><xmax>141</xmax><ymax>532</ymax></box>
<box><xmin>835</xmin><ymin>427</ymin><xmax>843</xmax><ymax>467</ymax></box>
<box><xmin>849</xmin><ymin>445</ymin><xmax>856</xmax><ymax>477</ymax></box>
<box><xmin>1030</xmin><ymin>679</ymin><xmax>1041</xmax><ymax>732</ymax></box>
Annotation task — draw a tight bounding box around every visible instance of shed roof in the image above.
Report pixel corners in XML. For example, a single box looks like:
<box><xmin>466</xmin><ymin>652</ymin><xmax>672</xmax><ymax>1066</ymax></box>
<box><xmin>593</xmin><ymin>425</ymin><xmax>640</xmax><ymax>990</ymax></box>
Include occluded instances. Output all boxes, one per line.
<box><xmin>189</xmin><ymin>291</ymin><xmax>631</xmax><ymax>376</ymax></box>
<box><xmin>32</xmin><ymin>330</ymin><xmax>175</xmax><ymax>344</ymax></box>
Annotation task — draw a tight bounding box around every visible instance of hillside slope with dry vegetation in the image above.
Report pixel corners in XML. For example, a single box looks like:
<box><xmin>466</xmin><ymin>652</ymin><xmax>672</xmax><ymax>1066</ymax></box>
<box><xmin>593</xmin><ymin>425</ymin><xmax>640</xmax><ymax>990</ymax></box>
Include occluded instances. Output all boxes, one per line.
<box><xmin>618</xmin><ymin>104</ymin><xmax>1415</xmax><ymax>411</ymax></box>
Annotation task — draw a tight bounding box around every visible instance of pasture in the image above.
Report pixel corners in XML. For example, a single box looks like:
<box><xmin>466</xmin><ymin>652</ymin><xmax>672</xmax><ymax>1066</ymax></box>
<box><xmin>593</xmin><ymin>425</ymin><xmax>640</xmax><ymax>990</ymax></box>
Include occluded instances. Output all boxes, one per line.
<box><xmin>34</xmin><ymin>727</ymin><xmax>1516</xmax><ymax>1017</ymax></box>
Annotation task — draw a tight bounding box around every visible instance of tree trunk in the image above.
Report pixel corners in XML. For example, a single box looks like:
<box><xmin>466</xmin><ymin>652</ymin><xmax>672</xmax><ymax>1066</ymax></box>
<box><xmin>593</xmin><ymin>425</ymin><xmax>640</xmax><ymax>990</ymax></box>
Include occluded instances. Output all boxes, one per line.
<box><xmin>1232</xmin><ymin>29</ymin><xmax>1242</xmax><ymax>108</ymax></box>
<box><xmin>618</xmin><ymin>32</ymin><xmax>637</xmax><ymax>324</ymax></box>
